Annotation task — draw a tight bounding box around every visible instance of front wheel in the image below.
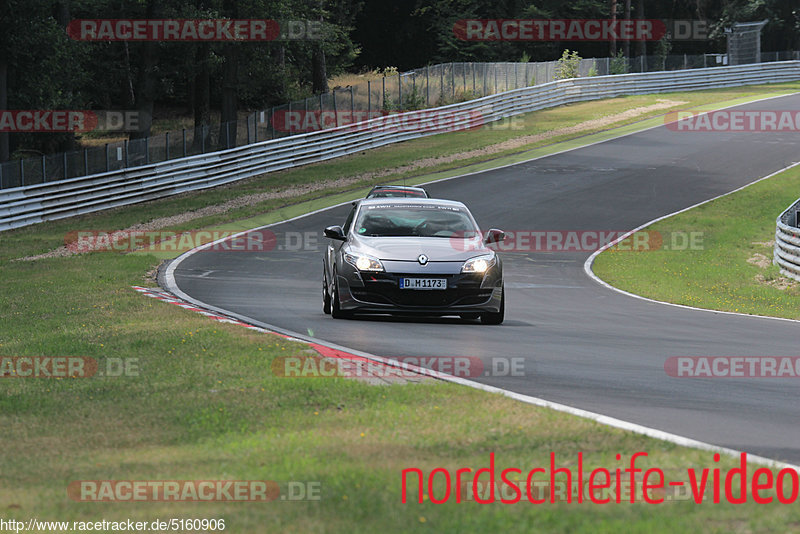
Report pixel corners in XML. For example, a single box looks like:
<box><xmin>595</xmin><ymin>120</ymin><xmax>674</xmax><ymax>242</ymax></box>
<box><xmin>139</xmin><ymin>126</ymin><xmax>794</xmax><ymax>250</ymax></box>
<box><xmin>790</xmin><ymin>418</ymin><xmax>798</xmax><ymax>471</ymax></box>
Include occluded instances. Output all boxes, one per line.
<box><xmin>480</xmin><ymin>287</ymin><xmax>504</xmax><ymax>325</ymax></box>
<box><xmin>330</xmin><ymin>270</ymin><xmax>352</xmax><ymax>319</ymax></box>
<box><xmin>322</xmin><ymin>268</ymin><xmax>331</xmax><ymax>314</ymax></box>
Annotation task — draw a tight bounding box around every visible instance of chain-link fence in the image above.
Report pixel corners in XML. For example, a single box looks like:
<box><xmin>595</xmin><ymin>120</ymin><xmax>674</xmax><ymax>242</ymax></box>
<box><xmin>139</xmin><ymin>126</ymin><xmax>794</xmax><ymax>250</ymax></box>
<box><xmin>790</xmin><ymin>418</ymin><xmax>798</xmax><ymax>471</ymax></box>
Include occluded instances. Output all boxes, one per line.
<box><xmin>2</xmin><ymin>50</ymin><xmax>799</xmax><ymax>190</ymax></box>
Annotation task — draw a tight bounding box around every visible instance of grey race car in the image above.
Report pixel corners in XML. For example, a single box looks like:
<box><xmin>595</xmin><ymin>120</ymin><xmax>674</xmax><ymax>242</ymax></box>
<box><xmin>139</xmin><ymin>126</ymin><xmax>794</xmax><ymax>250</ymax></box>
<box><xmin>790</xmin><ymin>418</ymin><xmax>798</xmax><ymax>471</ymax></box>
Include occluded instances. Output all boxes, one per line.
<box><xmin>322</xmin><ymin>198</ymin><xmax>506</xmax><ymax>324</ymax></box>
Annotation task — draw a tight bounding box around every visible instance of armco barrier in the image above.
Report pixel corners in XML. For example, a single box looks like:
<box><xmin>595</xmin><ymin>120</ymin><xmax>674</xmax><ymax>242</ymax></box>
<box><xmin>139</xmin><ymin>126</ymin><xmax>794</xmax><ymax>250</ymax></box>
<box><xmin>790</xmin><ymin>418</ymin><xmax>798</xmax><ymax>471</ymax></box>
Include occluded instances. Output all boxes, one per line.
<box><xmin>774</xmin><ymin>197</ymin><xmax>800</xmax><ymax>282</ymax></box>
<box><xmin>2</xmin><ymin>62</ymin><xmax>800</xmax><ymax>232</ymax></box>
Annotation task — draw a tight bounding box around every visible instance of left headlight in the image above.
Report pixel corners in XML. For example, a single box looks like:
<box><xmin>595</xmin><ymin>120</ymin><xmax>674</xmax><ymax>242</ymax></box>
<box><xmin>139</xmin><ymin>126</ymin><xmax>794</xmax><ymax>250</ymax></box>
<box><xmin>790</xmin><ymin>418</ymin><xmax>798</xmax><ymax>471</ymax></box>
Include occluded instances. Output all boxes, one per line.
<box><xmin>344</xmin><ymin>252</ymin><xmax>385</xmax><ymax>272</ymax></box>
<box><xmin>461</xmin><ymin>254</ymin><xmax>496</xmax><ymax>274</ymax></box>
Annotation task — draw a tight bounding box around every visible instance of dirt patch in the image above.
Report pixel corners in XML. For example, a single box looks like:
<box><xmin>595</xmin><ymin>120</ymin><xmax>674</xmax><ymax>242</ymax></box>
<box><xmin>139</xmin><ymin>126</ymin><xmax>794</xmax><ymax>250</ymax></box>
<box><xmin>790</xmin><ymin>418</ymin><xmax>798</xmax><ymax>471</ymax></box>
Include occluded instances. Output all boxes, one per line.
<box><xmin>748</xmin><ymin>249</ymin><xmax>799</xmax><ymax>290</ymax></box>
<box><xmin>17</xmin><ymin>99</ymin><xmax>687</xmax><ymax>261</ymax></box>
<box><xmin>754</xmin><ymin>273</ymin><xmax>799</xmax><ymax>291</ymax></box>
<box><xmin>747</xmin><ymin>252</ymin><xmax>772</xmax><ymax>269</ymax></box>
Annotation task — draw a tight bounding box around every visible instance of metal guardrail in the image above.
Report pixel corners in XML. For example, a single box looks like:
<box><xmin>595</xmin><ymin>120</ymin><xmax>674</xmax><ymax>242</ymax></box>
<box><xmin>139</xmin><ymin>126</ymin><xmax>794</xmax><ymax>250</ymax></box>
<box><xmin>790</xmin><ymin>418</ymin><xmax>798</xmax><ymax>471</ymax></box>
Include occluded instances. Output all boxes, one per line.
<box><xmin>2</xmin><ymin>61</ymin><xmax>800</xmax><ymax>232</ymax></box>
<box><xmin>9</xmin><ymin>52</ymin><xmax>799</xmax><ymax>190</ymax></box>
<box><xmin>774</xmin><ymin>197</ymin><xmax>800</xmax><ymax>282</ymax></box>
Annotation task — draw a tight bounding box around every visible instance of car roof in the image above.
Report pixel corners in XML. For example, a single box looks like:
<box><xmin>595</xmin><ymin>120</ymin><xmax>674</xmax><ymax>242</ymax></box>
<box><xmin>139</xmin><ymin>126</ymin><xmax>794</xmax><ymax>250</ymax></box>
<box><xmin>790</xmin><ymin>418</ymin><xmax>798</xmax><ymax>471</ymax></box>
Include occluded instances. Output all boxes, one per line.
<box><xmin>367</xmin><ymin>185</ymin><xmax>428</xmax><ymax>196</ymax></box>
<box><xmin>358</xmin><ymin>197</ymin><xmax>466</xmax><ymax>209</ymax></box>
<box><xmin>370</xmin><ymin>185</ymin><xmax>426</xmax><ymax>191</ymax></box>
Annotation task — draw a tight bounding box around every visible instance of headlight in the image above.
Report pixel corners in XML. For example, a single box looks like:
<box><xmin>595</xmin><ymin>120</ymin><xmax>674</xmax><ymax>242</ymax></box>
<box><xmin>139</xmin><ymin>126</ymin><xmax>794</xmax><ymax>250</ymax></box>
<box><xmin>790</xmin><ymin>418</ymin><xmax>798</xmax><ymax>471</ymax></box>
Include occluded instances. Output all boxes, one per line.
<box><xmin>344</xmin><ymin>252</ymin><xmax>384</xmax><ymax>272</ymax></box>
<box><xmin>462</xmin><ymin>254</ymin><xmax>495</xmax><ymax>274</ymax></box>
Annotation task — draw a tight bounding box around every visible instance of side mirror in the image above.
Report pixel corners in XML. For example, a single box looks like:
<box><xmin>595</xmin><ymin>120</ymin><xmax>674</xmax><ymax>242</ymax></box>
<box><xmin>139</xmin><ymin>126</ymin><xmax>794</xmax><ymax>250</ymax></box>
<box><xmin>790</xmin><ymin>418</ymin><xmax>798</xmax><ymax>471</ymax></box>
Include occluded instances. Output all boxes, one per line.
<box><xmin>484</xmin><ymin>228</ymin><xmax>506</xmax><ymax>245</ymax></box>
<box><xmin>324</xmin><ymin>225</ymin><xmax>347</xmax><ymax>241</ymax></box>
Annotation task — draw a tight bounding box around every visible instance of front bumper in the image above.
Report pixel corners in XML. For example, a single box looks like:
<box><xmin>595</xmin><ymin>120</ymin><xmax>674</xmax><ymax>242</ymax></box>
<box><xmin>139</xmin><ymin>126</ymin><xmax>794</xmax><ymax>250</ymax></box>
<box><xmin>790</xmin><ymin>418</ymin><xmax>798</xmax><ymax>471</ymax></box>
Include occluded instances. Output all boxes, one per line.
<box><xmin>336</xmin><ymin>269</ymin><xmax>503</xmax><ymax>315</ymax></box>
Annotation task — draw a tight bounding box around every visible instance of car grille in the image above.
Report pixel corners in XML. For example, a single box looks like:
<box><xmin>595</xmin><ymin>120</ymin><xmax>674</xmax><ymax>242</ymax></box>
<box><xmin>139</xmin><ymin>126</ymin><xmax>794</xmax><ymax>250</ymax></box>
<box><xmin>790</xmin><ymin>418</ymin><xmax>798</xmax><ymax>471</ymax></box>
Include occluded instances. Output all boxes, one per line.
<box><xmin>353</xmin><ymin>273</ymin><xmax>493</xmax><ymax>308</ymax></box>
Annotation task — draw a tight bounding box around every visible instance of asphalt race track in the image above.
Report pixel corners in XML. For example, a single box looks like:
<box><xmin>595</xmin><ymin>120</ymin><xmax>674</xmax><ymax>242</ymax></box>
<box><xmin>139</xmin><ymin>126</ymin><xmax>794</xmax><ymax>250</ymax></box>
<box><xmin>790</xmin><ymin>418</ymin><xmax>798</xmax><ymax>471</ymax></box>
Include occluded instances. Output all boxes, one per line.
<box><xmin>168</xmin><ymin>93</ymin><xmax>800</xmax><ymax>463</ymax></box>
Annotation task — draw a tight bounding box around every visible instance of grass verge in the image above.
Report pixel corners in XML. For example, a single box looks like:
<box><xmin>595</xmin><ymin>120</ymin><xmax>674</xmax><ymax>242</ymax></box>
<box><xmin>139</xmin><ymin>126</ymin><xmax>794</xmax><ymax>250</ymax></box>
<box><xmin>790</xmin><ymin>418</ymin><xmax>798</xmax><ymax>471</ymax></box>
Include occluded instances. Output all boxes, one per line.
<box><xmin>593</xmin><ymin>163</ymin><xmax>800</xmax><ymax>319</ymax></box>
<box><xmin>2</xmin><ymin>83</ymin><xmax>800</xmax><ymax>532</ymax></box>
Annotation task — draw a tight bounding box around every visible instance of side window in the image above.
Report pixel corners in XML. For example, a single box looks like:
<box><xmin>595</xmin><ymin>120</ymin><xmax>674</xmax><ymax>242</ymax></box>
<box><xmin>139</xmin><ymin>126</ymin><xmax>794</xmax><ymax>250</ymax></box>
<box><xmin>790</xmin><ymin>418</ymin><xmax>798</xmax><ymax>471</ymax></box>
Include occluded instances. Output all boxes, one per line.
<box><xmin>343</xmin><ymin>206</ymin><xmax>357</xmax><ymax>234</ymax></box>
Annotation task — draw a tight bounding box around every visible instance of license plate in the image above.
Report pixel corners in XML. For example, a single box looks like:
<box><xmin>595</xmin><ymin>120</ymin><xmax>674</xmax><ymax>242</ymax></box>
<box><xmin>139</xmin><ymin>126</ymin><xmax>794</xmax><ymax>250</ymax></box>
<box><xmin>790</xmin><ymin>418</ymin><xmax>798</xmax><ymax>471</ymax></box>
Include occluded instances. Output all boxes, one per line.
<box><xmin>400</xmin><ymin>278</ymin><xmax>447</xmax><ymax>290</ymax></box>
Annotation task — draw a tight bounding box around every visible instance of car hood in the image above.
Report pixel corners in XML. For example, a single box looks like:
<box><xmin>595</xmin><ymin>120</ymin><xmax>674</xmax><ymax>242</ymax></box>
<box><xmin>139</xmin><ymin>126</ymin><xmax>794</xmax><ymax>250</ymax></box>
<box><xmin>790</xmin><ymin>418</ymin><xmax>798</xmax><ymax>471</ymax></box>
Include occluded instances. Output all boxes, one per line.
<box><xmin>351</xmin><ymin>235</ymin><xmax>490</xmax><ymax>262</ymax></box>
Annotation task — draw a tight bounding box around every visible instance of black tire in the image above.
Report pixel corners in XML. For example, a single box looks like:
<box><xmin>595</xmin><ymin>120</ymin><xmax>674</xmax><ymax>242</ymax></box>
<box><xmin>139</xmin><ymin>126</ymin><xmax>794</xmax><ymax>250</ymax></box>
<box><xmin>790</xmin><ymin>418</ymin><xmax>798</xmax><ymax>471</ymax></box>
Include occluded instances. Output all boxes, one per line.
<box><xmin>322</xmin><ymin>268</ymin><xmax>331</xmax><ymax>314</ymax></box>
<box><xmin>330</xmin><ymin>270</ymin><xmax>351</xmax><ymax>319</ymax></box>
<box><xmin>480</xmin><ymin>287</ymin><xmax>504</xmax><ymax>325</ymax></box>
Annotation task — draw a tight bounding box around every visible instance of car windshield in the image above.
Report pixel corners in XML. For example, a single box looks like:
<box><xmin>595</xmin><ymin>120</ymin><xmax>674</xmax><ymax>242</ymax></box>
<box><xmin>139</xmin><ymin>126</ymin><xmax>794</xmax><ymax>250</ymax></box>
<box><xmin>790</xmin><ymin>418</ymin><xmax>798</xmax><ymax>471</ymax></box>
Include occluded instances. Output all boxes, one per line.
<box><xmin>354</xmin><ymin>205</ymin><xmax>478</xmax><ymax>238</ymax></box>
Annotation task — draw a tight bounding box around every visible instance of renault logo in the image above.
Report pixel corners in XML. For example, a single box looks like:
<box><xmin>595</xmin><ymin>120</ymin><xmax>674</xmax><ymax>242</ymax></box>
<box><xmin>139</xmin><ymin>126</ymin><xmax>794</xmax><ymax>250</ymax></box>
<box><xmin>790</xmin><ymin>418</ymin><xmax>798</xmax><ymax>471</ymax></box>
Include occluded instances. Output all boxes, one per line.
<box><xmin>418</xmin><ymin>254</ymin><xmax>428</xmax><ymax>265</ymax></box>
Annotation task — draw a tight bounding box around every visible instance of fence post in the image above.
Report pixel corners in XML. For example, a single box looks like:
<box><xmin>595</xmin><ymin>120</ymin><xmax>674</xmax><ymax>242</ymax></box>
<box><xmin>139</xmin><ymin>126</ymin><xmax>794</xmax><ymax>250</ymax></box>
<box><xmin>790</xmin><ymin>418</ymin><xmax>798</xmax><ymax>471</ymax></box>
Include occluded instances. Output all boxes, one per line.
<box><xmin>63</xmin><ymin>152</ymin><xmax>68</xmax><ymax>179</ymax></box>
<box><xmin>368</xmin><ymin>80</ymin><xmax>372</xmax><ymax>114</ymax></box>
<box><xmin>350</xmin><ymin>86</ymin><xmax>354</xmax><ymax>118</ymax></box>
<box><xmin>84</xmin><ymin>148</ymin><xmax>88</xmax><ymax>175</ymax></box>
<box><xmin>382</xmin><ymin>76</ymin><xmax>386</xmax><ymax>111</ymax></box>
<box><xmin>124</xmin><ymin>140</ymin><xmax>129</xmax><ymax>167</ymax></box>
<box><xmin>166</xmin><ymin>132</ymin><xmax>170</xmax><ymax>159</ymax></box>
<box><xmin>145</xmin><ymin>136</ymin><xmax>149</xmax><ymax>164</ymax></box>
<box><xmin>472</xmin><ymin>63</ymin><xmax>476</xmax><ymax>93</ymax></box>
<box><xmin>0</xmin><ymin>162</ymin><xmax>3</xmax><ymax>189</ymax></box>
<box><xmin>423</xmin><ymin>68</ymin><xmax>429</xmax><ymax>104</ymax></box>
<box><xmin>182</xmin><ymin>129</ymin><xmax>187</xmax><ymax>156</ymax></box>
<box><xmin>451</xmin><ymin>62</ymin><xmax>455</xmax><ymax>98</ymax></box>
<box><xmin>398</xmin><ymin>72</ymin><xmax>402</xmax><ymax>110</ymax></box>
<box><xmin>201</xmin><ymin>126</ymin><xmax>205</xmax><ymax>152</ymax></box>
<box><xmin>20</xmin><ymin>158</ymin><xmax>24</xmax><ymax>187</ymax></box>
<box><xmin>41</xmin><ymin>155</ymin><xmax>46</xmax><ymax>183</ymax></box>
<box><xmin>412</xmin><ymin>72</ymin><xmax>416</xmax><ymax>108</ymax></box>
<box><xmin>333</xmin><ymin>89</ymin><xmax>338</xmax><ymax>126</ymax></box>
<box><xmin>104</xmin><ymin>144</ymin><xmax>109</xmax><ymax>172</ymax></box>
<box><xmin>440</xmin><ymin>66</ymin><xmax>444</xmax><ymax>102</ymax></box>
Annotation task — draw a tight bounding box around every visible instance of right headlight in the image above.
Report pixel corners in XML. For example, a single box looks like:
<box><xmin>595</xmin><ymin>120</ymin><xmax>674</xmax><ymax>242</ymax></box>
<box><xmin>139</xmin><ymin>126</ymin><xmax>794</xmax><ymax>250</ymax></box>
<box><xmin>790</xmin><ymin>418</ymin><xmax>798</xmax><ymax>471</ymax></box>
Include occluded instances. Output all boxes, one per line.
<box><xmin>344</xmin><ymin>252</ymin><xmax>385</xmax><ymax>272</ymax></box>
<box><xmin>461</xmin><ymin>254</ymin><xmax>496</xmax><ymax>274</ymax></box>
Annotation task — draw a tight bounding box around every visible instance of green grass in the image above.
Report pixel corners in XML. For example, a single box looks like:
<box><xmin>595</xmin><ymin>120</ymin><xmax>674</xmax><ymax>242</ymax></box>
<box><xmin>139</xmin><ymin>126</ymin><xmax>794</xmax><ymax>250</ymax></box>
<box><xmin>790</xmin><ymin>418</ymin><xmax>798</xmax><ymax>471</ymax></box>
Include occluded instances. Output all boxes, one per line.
<box><xmin>593</xmin><ymin>163</ymin><xmax>800</xmax><ymax>319</ymax></box>
<box><xmin>3</xmin><ymin>83</ymin><xmax>800</xmax><ymax>532</ymax></box>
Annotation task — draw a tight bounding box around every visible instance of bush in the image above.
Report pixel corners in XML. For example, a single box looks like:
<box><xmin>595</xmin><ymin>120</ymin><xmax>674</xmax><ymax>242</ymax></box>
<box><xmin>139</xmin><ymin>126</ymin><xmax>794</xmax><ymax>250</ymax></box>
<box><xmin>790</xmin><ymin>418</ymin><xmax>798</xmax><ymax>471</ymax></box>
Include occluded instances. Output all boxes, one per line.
<box><xmin>401</xmin><ymin>85</ymin><xmax>426</xmax><ymax>110</ymax></box>
<box><xmin>555</xmin><ymin>50</ymin><xmax>581</xmax><ymax>80</ymax></box>
<box><xmin>610</xmin><ymin>50</ymin><xmax>630</xmax><ymax>75</ymax></box>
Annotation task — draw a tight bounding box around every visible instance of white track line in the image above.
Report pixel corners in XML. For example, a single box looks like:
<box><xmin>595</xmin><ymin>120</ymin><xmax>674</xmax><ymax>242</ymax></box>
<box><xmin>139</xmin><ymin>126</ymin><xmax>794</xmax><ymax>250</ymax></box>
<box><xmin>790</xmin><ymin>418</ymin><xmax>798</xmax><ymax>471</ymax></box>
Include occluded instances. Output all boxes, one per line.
<box><xmin>583</xmin><ymin>160</ymin><xmax>800</xmax><ymax>324</ymax></box>
<box><xmin>162</xmin><ymin>90</ymin><xmax>800</xmax><ymax>471</ymax></box>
